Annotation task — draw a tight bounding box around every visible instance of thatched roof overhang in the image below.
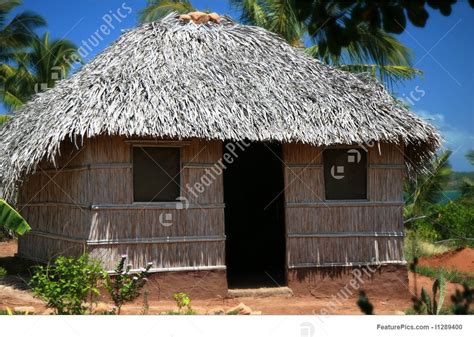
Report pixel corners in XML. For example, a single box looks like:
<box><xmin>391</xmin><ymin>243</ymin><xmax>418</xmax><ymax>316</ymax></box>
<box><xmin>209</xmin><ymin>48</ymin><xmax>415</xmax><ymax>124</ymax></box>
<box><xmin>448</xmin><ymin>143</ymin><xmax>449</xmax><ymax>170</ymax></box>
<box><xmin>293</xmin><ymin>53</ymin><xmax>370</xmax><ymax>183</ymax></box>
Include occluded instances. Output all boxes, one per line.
<box><xmin>0</xmin><ymin>14</ymin><xmax>440</xmax><ymax>199</ymax></box>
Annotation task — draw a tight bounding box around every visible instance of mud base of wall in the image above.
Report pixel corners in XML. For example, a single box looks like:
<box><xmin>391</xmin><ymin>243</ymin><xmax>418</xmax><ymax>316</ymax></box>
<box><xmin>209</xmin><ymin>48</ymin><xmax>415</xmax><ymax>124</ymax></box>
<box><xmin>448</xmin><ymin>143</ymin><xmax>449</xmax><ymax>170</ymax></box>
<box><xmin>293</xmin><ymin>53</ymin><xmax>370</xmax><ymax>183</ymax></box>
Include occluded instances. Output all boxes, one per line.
<box><xmin>142</xmin><ymin>269</ymin><xmax>228</xmax><ymax>300</ymax></box>
<box><xmin>288</xmin><ymin>265</ymin><xmax>409</xmax><ymax>299</ymax></box>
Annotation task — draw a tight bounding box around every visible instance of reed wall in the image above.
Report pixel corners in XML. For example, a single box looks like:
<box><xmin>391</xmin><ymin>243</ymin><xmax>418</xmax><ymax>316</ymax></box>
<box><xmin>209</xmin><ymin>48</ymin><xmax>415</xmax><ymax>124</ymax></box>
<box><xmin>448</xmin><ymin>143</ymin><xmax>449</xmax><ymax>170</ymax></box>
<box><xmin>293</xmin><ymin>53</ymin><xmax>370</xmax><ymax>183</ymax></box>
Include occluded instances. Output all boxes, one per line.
<box><xmin>283</xmin><ymin>142</ymin><xmax>405</xmax><ymax>268</ymax></box>
<box><xmin>18</xmin><ymin>136</ymin><xmax>225</xmax><ymax>271</ymax></box>
<box><xmin>17</xmin><ymin>136</ymin><xmax>406</xmax><ymax>274</ymax></box>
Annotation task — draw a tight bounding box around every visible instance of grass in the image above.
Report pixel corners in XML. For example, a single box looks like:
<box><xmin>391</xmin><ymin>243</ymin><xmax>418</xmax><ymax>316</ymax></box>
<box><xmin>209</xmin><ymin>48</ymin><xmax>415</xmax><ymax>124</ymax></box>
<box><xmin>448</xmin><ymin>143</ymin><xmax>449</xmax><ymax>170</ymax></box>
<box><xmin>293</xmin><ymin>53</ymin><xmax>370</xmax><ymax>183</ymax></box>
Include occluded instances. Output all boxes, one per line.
<box><xmin>404</xmin><ymin>232</ymin><xmax>453</xmax><ymax>262</ymax></box>
<box><xmin>0</xmin><ymin>308</ymin><xmax>32</xmax><ymax>315</ymax></box>
<box><xmin>414</xmin><ymin>265</ymin><xmax>474</xmax><ymax>288</ymax></box>
<box><xmin>404</xmin><ymin>231</ymin><xmax>474</xmax><ymax>286</ymax></box>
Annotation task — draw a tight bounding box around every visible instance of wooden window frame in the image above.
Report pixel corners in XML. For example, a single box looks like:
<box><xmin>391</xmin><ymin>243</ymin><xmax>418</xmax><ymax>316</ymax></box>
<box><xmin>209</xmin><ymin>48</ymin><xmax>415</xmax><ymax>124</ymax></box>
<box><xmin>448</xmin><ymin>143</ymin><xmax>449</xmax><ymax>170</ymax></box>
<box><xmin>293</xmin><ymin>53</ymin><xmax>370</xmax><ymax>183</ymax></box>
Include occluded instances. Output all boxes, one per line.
<box><xmin>323</xmin><ymin>146</ymin><xmax>369</xmax><ymax>201</ymax></box>
<box><xmin>129</xmin><ymin>141</ymin><xmax>189</xmax><ymax>205</ymax></box>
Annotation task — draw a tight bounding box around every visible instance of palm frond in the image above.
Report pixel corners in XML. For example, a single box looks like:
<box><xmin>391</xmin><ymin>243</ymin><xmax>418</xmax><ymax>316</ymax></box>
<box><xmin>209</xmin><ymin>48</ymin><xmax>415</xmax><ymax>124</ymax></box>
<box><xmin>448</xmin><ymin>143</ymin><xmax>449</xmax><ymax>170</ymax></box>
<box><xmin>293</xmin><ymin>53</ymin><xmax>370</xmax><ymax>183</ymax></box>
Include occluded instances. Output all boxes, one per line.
<box><xmin>405</xmin><ymin>150</ymin><xmax>453</xmax><ymax>217</ymax></box>
<box><xmin>232</xmin><ymin>0</ymin><xmax>269</xmax><ymax>27</ymax></box>
<box><xmin>0</xmin><ymin>11</ymin><xmax>46</xmax><ymax>48</ymax></box>
<box><xmin>339</xmin><ymin>64</ymin><xmax>422</xmax><ymax>86</ymax></box>
<box><xmin>139</xmin><ymin>0</ymin><xmax>194</xmax><ymax>23</ymax></box>
<box><xmin>266</xmin><ymin>0</ymin><xmax>305</xmax><ymax>46</ymax></box>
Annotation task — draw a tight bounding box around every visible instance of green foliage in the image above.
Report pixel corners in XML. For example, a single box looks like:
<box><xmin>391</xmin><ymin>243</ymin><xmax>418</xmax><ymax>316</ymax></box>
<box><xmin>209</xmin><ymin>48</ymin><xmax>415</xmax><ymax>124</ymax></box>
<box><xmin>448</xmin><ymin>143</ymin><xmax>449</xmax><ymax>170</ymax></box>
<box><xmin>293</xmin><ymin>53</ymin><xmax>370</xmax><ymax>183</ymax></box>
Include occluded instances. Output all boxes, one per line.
<box><xmin>415</xmin><ymin>265</ymin><xmax>474</xmax><ymax>288</ymax></box>
<box><xmin>0</xmin><ymin>266</ymin><xmax>6</xmax><ymax>277</ymax></box>
<box><xmin>104</xmin><ymin>255</ymin><xmax>152</xmax><ymax>314</ymax></box>
<box><xmin>29</xmin><ymin>254</ymin><xmax>104</xmax><ymax>315</ymax></box>
<box><xmin>1</xmin><ymin>32</ymin><xmax>82</xmax><ymax>110</ymax></box>
<box><xmin>0</xmin><ymin>114</ymin><xmax>9</xmax><ymax>125</ymax></box>
<box><xmin>404</xmin><ymin>150</ymin><xmax>453</xmax><ymax>222</ymax></box>
<box><xmin>356</xmin><ymin>290</ymin><xmax>374</xmax><ymax>314</ymax></box>
<box><xmin>412</xmin><ymin>202</ymin><xmax>474</xmax><ymax>242</ymax></box>
<box><xmin>233</xmin><ymin>0</ymin><xmax>419</xmax><ymax>87</ymax></box>
<box><xmin>139</xmin><ymin>0</ymin><xmax>194</xmax><ymax>23</ymax></box>
<box><xmin>0</xmin><ymin>307</ymin><xmax>32</xmax><ymax>315</ymax></box>
<box><xmin>232</xmin><ymin>0</ymin><xmax>305</xmax><ymax>47</ymax></box>
<box><xmin>173</xmin><ymin>292</ymin><xmax>190</xmax><ymax>311</ymax></box>
<box><xmin>458</xmin><ymin>150</ymin><xmax>474</xmax><ymax>204</ymax></box>
<box><xmin>0</xmin><ymin>199</ymin><xmax>31</xmax><ymax>236</ymax></box>
<box><xmin>1</xmin><ymin>0</ymin><xmax>46</xmax><ymax>109</ymax></box>
<box><xmin>166</xmin><ymin>292</ymin><xmax>197</xmax><ymax>314</ymax></box>
<box><xmin>430</xmin><ymin>277</ymin><xmax>446</xmax><ymax>315</ymax></box>
<box><xmin>412</xmin><ymin>278</ymin><xmax>446</xmax><ymax>315</ymax></box>
<box><xmin>0</xmin><ymin>0</ymin><xmax>46</xmax><ymax>62</ymax></box>
<box><xmin>405</xmin><ymin>230</ymin><xmax>457</xmax><ymax>261</ymax></box>
<box><xmin>451</xmin><ymin>284</ymin><xmax>473</xmax><ymax>315</ymax></box>
<box><xmin>292</xmin><ymin>1</ymin><xmax>473</xmax><ymax>55</ymax></box>
<box><xmin>411</xmin><ymin>258</ymin><xmax>447</xmax><ymax>315</ymax></box>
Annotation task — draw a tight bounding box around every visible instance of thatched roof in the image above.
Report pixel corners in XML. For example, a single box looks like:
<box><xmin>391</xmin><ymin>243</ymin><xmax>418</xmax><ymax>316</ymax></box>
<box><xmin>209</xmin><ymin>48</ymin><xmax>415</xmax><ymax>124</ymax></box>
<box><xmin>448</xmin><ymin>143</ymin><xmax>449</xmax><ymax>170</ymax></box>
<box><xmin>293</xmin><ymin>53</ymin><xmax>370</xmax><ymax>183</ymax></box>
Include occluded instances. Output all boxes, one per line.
<box><xmin>0</xmin><ymin>14</ymin><xmax>439</xmax><ymax>199</ymax></box>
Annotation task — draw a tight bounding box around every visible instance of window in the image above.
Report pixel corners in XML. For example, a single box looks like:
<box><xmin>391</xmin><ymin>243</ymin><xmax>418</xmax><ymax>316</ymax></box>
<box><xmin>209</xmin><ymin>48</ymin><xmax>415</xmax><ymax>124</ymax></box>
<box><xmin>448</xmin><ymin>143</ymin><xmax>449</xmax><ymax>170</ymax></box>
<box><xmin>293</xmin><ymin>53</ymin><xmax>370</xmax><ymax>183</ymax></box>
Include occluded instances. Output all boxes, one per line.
<box><xmin>133</xmin><ymin>147</ymin><xmax>180</xmax><ymax>202</ymax></box>
<box><xmin>323</xmin><ymin>148</ymin><xmax>367</xmax><ymax>200</ymax></box>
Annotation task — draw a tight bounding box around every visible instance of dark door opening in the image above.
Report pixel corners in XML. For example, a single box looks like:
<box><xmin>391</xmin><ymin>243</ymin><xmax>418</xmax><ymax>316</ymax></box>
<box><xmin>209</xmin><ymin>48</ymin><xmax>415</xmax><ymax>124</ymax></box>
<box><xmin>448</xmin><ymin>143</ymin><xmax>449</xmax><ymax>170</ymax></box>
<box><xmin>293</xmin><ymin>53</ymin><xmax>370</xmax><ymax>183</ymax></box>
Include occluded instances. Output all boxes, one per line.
<box><xmin>224</xmin><ymin>142</ymin><xmax>286</xmax><ymax>288</ymax></box>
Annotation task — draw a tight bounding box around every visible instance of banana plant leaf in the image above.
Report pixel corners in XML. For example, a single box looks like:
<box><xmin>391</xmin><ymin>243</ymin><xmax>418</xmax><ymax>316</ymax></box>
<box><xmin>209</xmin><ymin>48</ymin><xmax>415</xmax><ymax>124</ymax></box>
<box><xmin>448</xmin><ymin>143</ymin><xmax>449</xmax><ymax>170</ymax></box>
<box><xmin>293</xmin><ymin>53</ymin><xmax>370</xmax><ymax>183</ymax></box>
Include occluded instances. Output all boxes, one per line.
<box><xmin>0</xmin><ymin>199</ymin><xmax>30</xmax><ymax>235</ymax></box>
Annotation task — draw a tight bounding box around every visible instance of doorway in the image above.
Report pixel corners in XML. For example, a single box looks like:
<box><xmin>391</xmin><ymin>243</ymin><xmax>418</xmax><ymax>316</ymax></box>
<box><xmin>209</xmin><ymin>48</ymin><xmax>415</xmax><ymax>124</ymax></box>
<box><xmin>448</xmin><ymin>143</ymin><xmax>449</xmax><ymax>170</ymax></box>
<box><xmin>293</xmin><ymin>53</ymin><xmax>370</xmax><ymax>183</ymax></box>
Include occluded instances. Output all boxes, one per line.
<box><xmin>224</xmin><ymin>142</ymin><xmax>286</xmax><ymax>288</ymax></box>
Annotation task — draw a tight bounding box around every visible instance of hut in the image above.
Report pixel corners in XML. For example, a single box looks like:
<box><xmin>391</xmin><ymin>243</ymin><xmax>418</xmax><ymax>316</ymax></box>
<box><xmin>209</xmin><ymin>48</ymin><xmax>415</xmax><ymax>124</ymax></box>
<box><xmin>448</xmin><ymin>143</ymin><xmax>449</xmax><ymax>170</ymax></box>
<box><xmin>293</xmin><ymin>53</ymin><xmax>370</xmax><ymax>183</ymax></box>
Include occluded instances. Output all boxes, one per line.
<box><xmin>0</xmin><ymin>13</ymin><xmax>439</xmax><ymax>298</ymax></box>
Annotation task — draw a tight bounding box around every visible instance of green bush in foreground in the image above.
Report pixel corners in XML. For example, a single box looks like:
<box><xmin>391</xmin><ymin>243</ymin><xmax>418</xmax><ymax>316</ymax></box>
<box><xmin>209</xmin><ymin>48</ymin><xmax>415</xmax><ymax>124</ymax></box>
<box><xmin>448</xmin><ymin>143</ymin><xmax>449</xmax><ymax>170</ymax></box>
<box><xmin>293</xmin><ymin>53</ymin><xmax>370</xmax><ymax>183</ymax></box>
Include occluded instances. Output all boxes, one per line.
<box><xmin>165</xmin><ymin>292</ymin><xmax>197</xmax><ymax>315</ymax></box>
<box><xmin>30</xmin><ymin>255</ymin><xmax>104</xmax><ymax>315</ymax></box>
<box><xmin>412</xmin><ymin>276</ymin><xmax>446</xmax><ymax>315</ymax></box>
<box><xmin>451</xmin><ymin>284</ymin><xmax>473</xmax><ymax>314</ymax></box>
<box><xmin>0</xmin><ymin>266</ymin><xmax>6</xmax><ymax>278</ymax></box>
<box><xmin>103</xmin><ymin>255</ymin><xmax>152</xmax><ymax>314</ymax></box>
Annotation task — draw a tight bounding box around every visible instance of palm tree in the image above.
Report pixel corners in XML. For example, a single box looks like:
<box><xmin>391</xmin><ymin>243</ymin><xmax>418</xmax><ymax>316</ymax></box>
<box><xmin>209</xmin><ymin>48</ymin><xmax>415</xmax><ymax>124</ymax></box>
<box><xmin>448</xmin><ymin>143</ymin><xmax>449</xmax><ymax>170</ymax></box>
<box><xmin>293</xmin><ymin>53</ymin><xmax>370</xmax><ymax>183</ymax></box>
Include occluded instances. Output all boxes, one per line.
<box><xmin>139</xmin><ymin>0</ymin><xmax>419</xmax><ymax>87</ymax></box>
<box><xmin>0</xmin><ymin>0</ymin><xmax>46</xmax><ymax>62</ymax></box>
<box><xmin>233</xmin><ymin>0</ymin><xmax>420</xmax><ymax>87</ymax></box>
<box><xmin>0</xmin><ymin>113</ymin><xmax>8</xmax><ymax>124</ymax></box>
<box><xmin>139</xmin><ymin>0</ymin><xmax>194</xmax><ymax>23</ymax></box>
<box><xmin>307</xmin><ymin>23</ymin><xmax>421</xmax><ymax>87</ymax></box>
<box><xmin>1</xmin><ymin>32</ymin><xmax>81</xmax><ymax>109</ymax></box>
<box><xmin>404</xmin><ymin>150</ymin><xmax>453</xmax><ymax>220</ymax></box>
<box><xmin>233</xmin><ymin>0</ymin><xmax>305</xmax><ymax>47</ymax></box>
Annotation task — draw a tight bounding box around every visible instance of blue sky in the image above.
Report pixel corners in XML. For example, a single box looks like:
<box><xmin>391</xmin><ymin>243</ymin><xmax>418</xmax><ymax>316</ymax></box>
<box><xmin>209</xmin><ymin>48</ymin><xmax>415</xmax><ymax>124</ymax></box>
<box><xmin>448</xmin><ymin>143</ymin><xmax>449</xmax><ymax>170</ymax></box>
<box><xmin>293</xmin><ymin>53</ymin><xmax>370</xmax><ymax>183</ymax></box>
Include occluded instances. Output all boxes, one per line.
<box><xmin>3</xmin><ymin>0</ymin><xmax>473</xmax><ymax>171</ymax></box>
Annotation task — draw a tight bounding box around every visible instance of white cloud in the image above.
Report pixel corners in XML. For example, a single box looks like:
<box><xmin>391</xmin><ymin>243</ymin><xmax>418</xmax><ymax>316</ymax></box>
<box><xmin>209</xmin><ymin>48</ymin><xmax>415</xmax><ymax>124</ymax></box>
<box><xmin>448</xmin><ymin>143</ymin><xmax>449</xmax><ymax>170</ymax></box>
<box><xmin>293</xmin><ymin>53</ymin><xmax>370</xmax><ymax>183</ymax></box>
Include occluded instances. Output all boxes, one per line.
<box><xmin>415</xmin><ymin>109</ymin><xmax>473</xmax><ymax>171</ymax></box>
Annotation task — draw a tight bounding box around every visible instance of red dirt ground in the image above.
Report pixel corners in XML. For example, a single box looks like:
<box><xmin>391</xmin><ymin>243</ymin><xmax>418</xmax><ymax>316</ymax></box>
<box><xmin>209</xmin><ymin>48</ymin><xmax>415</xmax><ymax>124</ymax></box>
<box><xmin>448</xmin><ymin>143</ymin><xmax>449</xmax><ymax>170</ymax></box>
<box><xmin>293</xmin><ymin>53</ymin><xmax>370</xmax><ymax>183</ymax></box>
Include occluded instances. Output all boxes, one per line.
<box><xmin>418</xmin><ymin>247</ymin><xmax>474</xmax><ymax>273</ymax></box>
<box><xmin>0</xmin><ymin>240</ymin><xmax>468</xmax><ymax>315</ymax></box>
<box><xmin>0</xmin><ymin>240</ymin><xmax>16</xmax><ymax>257</ymax></box>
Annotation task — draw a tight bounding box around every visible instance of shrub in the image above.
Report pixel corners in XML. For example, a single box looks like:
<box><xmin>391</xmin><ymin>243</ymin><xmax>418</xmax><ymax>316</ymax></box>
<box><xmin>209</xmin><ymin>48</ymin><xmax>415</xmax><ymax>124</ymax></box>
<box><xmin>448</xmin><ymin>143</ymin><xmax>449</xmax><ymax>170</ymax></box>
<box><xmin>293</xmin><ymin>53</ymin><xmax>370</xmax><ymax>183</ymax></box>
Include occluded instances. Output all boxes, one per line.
<box><xmin>412</xmin><ymin>276</ymin><xmax>446</xmax><ymax>315</ymax></box>
<box><xmin>104</xmin><ymin>255</ymin><xmax>152</xmax><ymax>314</ymax></box>
<box><xmin>451</xmin><ymin>284</ymin><xmax>473</xmax><ymax>314</ymax></box>
<box><xmin>412</xmin><ymin>202</ymin><xmax>474</xmax><ymax>242</ymax></box>
<box><xmin>170</xmin><ymin>292</ymin><xmax>196</xmax><ymax>314</ymax></box>
<box><xmin>0</xmin><ymin>266</ymin><xmax>6</xmax><ymax>278</ymax></box>
<box><xmin>29</xmin><ymin>254</ymin><xmax>104</xmax><ymax>315</ymax></box>
<box><xmin>404</xmin><ymin>231</ymin><xmax>452</xmax><ymax>262</ymax></box>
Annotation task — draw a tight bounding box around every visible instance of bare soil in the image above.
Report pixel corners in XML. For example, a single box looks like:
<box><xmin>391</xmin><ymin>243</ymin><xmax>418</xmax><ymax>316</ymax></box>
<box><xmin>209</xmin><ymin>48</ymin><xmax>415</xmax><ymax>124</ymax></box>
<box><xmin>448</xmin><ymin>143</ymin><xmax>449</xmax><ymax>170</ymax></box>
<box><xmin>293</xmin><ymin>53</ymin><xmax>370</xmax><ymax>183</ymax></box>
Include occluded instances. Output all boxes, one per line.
<box><xmin>418</xmin><ymin>247</ymin><xmax>474</xmax><ymax>273</ymax></box>
<box><xmin>0</xmin><ymin>240</ymin><xmax>467</xmax><ymax>315</ymax></box>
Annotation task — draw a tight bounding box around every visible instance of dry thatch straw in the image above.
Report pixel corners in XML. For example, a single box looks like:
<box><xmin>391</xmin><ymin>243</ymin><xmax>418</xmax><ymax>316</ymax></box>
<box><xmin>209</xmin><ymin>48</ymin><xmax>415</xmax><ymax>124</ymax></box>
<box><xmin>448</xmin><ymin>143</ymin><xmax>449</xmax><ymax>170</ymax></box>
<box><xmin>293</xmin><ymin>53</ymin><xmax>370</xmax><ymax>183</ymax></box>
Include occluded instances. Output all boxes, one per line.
<box><xmin>0</xmin><ymin>13</ymin><xmax>440</xmax><ymax>200</ymax></box>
